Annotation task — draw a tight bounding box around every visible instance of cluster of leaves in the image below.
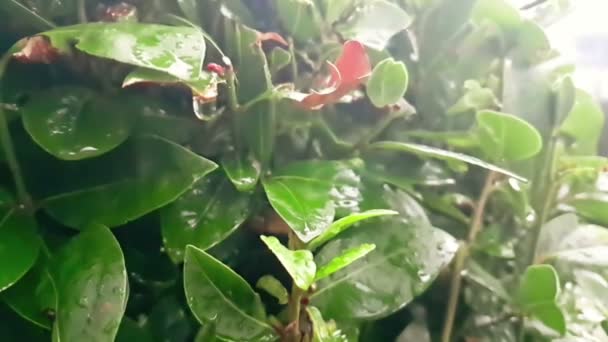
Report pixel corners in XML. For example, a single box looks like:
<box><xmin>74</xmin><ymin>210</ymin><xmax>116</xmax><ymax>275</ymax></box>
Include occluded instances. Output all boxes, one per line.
<box><xmin>0</xmin><ymin>0</ymin><xmax>606</xmax><ymax>341</ymax></box>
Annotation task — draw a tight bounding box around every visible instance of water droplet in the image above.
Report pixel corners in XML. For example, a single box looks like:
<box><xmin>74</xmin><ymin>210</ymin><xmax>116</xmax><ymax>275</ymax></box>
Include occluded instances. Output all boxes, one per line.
<box><xmin>417</xmin><ymin>270</ymin><xmax>431</xmax><ymax>283</ymax></box>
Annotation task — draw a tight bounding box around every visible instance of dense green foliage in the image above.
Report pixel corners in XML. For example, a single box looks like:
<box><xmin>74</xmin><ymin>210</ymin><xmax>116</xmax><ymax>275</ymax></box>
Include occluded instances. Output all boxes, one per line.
<box><xmin>0</xmin><ymin>0</ymin><xmax>607</xmax><ymax>341</ymax></box>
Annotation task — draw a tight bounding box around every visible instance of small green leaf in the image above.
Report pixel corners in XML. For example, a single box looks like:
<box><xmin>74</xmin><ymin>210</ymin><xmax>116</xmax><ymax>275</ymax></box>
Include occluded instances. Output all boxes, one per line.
<box><xmin>559</xmin><ymin>89</ymin><xmax>605</xmax><ymax>155</ymax></box>
<box><xmin>370</xmin><ymin>141</ymin><xmax>527</xmax><ymax>182</ymax></box>
<box><xmin>447</xmin><ymin>80</ymin><xmax>499</xmax><ymax>114</ymax></box>
<box><xmin>476</xmin><ymin>110</ymin><xmax>543</xmax><ymax>162</ymax></box>
<box><xmin>183</xmin><ymin>245</ymin><xmax>275</xmax><ymax>341</ymax></box>
<box><xmin>570</xmin><ymin>193</ymin><xmax>608</xmax><ymax>227</ymax></box>
<box><xmin>274</xmin><ymin>0</ymin><xmax>322</xmax><ymax>43</ymax></box>
<box><xmin>263</xmin><ymin>160</ymin><xmax>358</xmax><ymax>242</ymax></box>
<box><xmin>465</xmin><ymin>260</ymin><xmax>510</xmax><ymax>301</ymax></box>
<box><xmin>21</xmin><ymin>86</ymin><xmax>135</xmax><ymax>160</ymax></box>
<box><xmin>516</xmin><ymin>265</ymin><xmax>566</xmax><ymax>335</ymax></box>
<box><xmin>315</xmin><ymin>244</ymin><xmax>376</xmax><ymax>281</ymax></box>
<box><xmin>306</xmin><ymin>306</ymin><xmax>348</xmax><ymax>342</ymax></box>
<box><xmin>221</xmin><ymin>152</ymin><xmax>262</xmax><ymax>192</ymax></box>
<box><xmin>51</xmin><ymin>224</ymin><xmax>127</xmax><ymax>342</ymax></box>
<box><xmin>0</xmin><ymin>208</ymin><xmax>39</xmax><ymax>293</ymax></box>
<box><xmin>256</xmin><ymin>275</ymin><xmax>289</xmax><ymax>305</ymax></box>
<box><xmin>338</xmin><ymin>0</ymin><xmax>411</xmax><ymax>50</ymax></box>
<box><xmin>366</xmin><ymin>58</ymin><xmax>408</xmax><ymax>108</ymax></box>
<box><xmin>308</xmin><ymin>210</ymin><xmax>397</xmax><ymax>250</ymax></box>
<box><xmin>260</xmin><ymin>235</ymin><xmax>316</xmax><ymax>290</ymax></box>
<box><xmin>269</xmin><ymin>48</ymin><xmax>292</xmax><ymax>76</ymax></box>
<box><xmin>161</xmin><ymin>172</ymin><xmax>252</xmax><ymax>263</ymax></box>
<box><xmin>43</xmin><ymin>136</ymin><xmax>217</xmax><ymax>228</ymax></box>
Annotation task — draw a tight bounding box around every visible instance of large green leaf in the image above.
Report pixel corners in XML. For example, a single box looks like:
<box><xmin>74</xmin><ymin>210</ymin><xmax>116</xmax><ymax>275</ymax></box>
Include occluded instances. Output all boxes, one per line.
<box><xmin>516</xmin><ymin>265</ymin><xmax>566</xmax><ymax>335</ymax></box>
<box><xmin>308</xmin><ymin>209</ymin><xmax>397</xmax><ymax>250</ymax></box>
<box><xmin>535</xmin><ymin>213</ymin><xmax>608</xmax><ymax>266</ymax></box>
<box><xmin>43</xmin><ymin>136</ymin><xmax>217</xmax><ymax>228</ymax></box>
<box><xmin>559</xmin><ymin>89</ymin><xmax>605</xmax><ymax>155</ymax></box>
<box><xmin>263</xmin><ymin>160</ymin><xmax>359</xmax><ymax>242</ymax></box>
<box><xmin>311</xmin><ymin>218</ymin><xmax>457</xmax><ymax>319</ymax></box>
<box><xmin>34</xmin><ymin>22</ymin><xmax>205</xmax><ymax>80</ymax></box>
<box><xmin>122</xmin><ymin>68</ymin><xmax>218</xmax><ymax>101</ymax></box>
<box><xmin>260</xmin><ymin>235</ymin><xmax>316</xmax><ymax>290</ymax></box>
<box><xmin>183</xmin><ymin>246</ymin><xmax>276</xmax><ymax>341</ymax></box>
<box><xmin>221</xmin><ymin>152</ymin><xmax>262</xmax><ymax>192</ymax></box>
<box><xmin>366</xmin><ymin>58</ymin><xmax>408</xmax><ymax>108</ymax></box>
<box><xmin>314</xmin><ymin>243</ymin><xmax>376</xmax><ymax>281</ymax></box>
<box><xmin>0</xmin><ymin>206</ymin><xmax>39</xmax><ymax>293</ymax></box>
<box><xmin>51</xmin><ymin>224</ymin><xmax>127</xmax><ymax>342</ymax></box>
<box><xmin>570</xmin><ymin>193</ymin><xmax>608</xmax><ymax>227</ymax></box>
<box><xmin>476</xmin><ymin>110</ymin><xmax>543</xmax><ymax>162</ymax></box>
<box><xmin>21</xmin><ymin>86</ymin><xmax>135</xmax><ymax>160</ymax></box>
<box><xmin>161</xmin><ymin>172</ymin><xmax>252</xmax><ymax>263</ymax></box>
<box><xmin>338</xmin><ymin>0</ymin><xmax>411</xmax><ymax>50</ymax></box>
<box><xmin>2</xmin><ymin>253</ymin><xmax>56</xmax><ymax>329</ymax></box>
<box><xmin>370</xmin><ymin>141</ymin><xmax>527</xmax><ymax>181</ymax></box>
<box><xmin>274</xmin><ymin>0</ymin><xmax>322</xmax><ymax>43</ymax></box>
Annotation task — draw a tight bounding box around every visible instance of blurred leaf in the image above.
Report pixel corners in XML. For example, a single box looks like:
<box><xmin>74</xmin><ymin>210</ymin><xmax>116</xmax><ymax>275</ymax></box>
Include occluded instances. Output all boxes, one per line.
<box><xmin>21</xmin><ymin>86</ymin><xmax>136</xmax><ymax>160</ymax></box>
<box><xmin>256</xmin><ymin>275</ymin><xmax>289</xmax><ymax>305</ymax></box>
<box><xmin>263</xmin><ymin>160</ymin><xmax>358</xmax><ymax>242</ymax></box>
<box><xmin>2</xmin><ymin>253</ymin><xmax>56</xmax><ymax>329</ymax></box>
<box><xmin>465</xmin><ymin>260</ymin><xmax>510</xmax><ymax>301</ymax></box>
<box><xmin>509</xmin><ymin>20</ymin><xmax>551</xmax><ymax>65</ymax></box>
<box><xmin>0</xmin><ymin>0</ymin><xmax>55</xmax><ymax>31</ymax></box>
<box><xmin>308</xmin><ymin>210</ymin><xmax>397</xmax><ymax>250</ymax></box>
<box><xmin>476</xmin><ymin>110</ymin><xmax>543</xmax><ymax>162</ymax></box>
<box><xmin>135</xmin><ymin>105</ymin><xmax>200</xmax><ymax>144</ymax></box>
<box><xmin>366</xmin><ymin>58</ymin><xmax>408</xmax><ymax>108</ymax></box>
<box><xmin>338</xmin><ymin>0</ymin><xmax>411</xmax><ymax>50</ymax></box>
<box><xmin>43</xmin><ymin>136</ymin><xmax>217</xmax><ymax>228</ymax></box>
<box><xmin>123</xmin><ymin>68</ymin><xmax>219</xmax><ymax>102</ymax></box>
<box><xmin>559</xmin><ymin>89</ymin><xmax>605</xmax><ymax>155</ymax></box>
<box><xmin>221</xmin><ymin>152</ymin><xmax>262</xmax><ymax>192</ymax></box>
<box><xmin>312</xmin><ymin>217</ymin><xmax>457</xmax><ymax>319</ymax></box>
<box><xmin>575</xmin><ymin>270</ymin><xmax>608</xmax><ymax>315</ymax></box>
<box><xmin>306</xmin><ymin>306</ymin><xmax>348</xmax><ymax>342</ymax></box>
<box><xmin>116</xmin><ymin>317</ymin><xmax>154</xmax><ymax>342</ymax></box>
<box><xmin>420</xmin><ymin>0</ymin><xmax>476</xmax><ymax>59</ymax></box>
<box><xmin>314</xmin><ymin>243</ymin><xmax>375</xmax><ymax>281</ymax></box>
<box><xmin>321</xmin><ymin>0</ymin><xmax>358</xmax><ymax>24</ymax></box>
<box><xmin>370</xmin><ymin>141</ymin><xmax>527</xmax><ymax>182</ymax></box>
<box><xmin>260</xmin><ymin>235</ymin><xmax>316</xmax><ymax>290</ymax></box>
<box><xmin>570</xmin><ymin>193</ymin><xmax>608</xmax><ymax>227</ymax></box>
<box><xmin>274</xmin><ymin>0</ymin><xmax>322</xmax><ymax>43</ymax></box>
<box><xmin>516</xmin><ymin>264</ymin><xmax>566</xmax><ymax>335</ymax></box>
<box><xmin>396</xmin><ymin>321</ymin><xmax>431</xmax><ymax>342</ymax></box>
<box><xmin>161</xmin><ymin>172</ymin><xmax>252</xmax><ymax>263</ymax></box>
<box><xmin>51</xmin><ymin>224</ymin><xmax>127</xmax><ymax>342</ymax></box>
<box><xmin>447</xmin><ymin>80</ymin><xmax>499</xmax><ymax>114</ymax></box>
<box><xmin>471</xmin><ymin>0</ymin><xmax>521</xmax><ymax>38</ymax></box>
<box><xmin>146</xmin><ymin>295</ymin><xmax>195</xmax><ymax>342</ymax></box>
<box><xmin>0</xmin><ymin>207</ymin><xmax>39</xmax><ymax>292</ymax></box>
<box><xmin>183</xmin><ymin>246</ymin><xmax>275</xmax><ymax>341</ymax></box>
<box><xmin>269</xmin><ymin>48</ymin><xmax>292</xmax><ymax>76</ymax></box>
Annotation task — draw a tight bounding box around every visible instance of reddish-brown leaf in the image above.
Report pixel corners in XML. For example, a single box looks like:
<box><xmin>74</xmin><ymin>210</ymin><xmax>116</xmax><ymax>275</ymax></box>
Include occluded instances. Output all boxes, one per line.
<box><xmin>12</xmin><ymin>36</ymin><xmax>60</xmax><ymax>64</ymax></box>
<box><xmin>256</xmin><ymin>32</ymin><xmax>289</xmax><ymax>47</ymax></box>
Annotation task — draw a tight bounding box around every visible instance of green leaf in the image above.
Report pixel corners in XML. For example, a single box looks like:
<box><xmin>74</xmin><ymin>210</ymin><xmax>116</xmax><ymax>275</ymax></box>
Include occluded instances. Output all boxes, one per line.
<box><xmin>0</xmin><ymin>208</ymin><xmax>39</xmax><ymax>292</ymax></box>
<box><xmin>221</xmin><ymin>152</ymin><xmax>262</xmax><ymax>192</ymax></box>
<box><xmin>510</xmin><ymin>20</ymin><xmax>551</xmax><ymax>65</ymax></box>
<box><xmin>465</xmin><ymin>260</ymin><xmax>510</xmax><ymax>301</ymax></box>
<box><xmin>447</xmin><ymin>80</ymin><xmax>499</xmax><ymax>114</ymax></box>
<box><xmin>559</xmin><ymin>89</ymin><xmax>605</xmax><ymax>155</ymax></box>
<box><xmin>476</xmin><ymin>110</ymin><xmax>543</xmax><ymax>162</ymax></box>
<box><xmin>370</xmin><ymin>141</ymin><xmax>527</xmax><ymax>182</ymax></box>
<box><xmin>43</xmin><ymin>136</ymin><xmax>217</xmax><ymax>228</ymax></box>
<box><xmin>315</xmin><ymin>243</ymin><xmax>376</xmax><ymax>281</ymax></box>
<box><xmin>269</xmin><ymin>48</ymin><xmax>292</xmax><ymax>76</ymax></box>
<box><xmin>570</xmin><ymin>193</ymin><xmax>608</xmax><ymax>227</ymax></box>
<box><xmin>183</xmin><ymin>245</ymin><xmax>275</xmax><ymax>341</ymax></box>
<box><xmin>306</xmin><ymin>306</ymin><xmax>348</xmax><ymax>342</ymax></box>
<box><xmin>116</xmin><ymin>317</ymin><xmax>154</xmax><ymax>342</ymax></box>
<box><xmin>321</xmin><ymin>0</ymin><xmax>358</xmax><ymax>23</ymax></box>
<box><xmin>37</xmin><ymin>22</ymin><xmax>205</xmax><ymax>80</ymax></box>
<box><xmin>338</xmin><ymin>0</ymin><xmax>412</xmax><ymax>50</ymax></box>
<box><xmin>471</xmin><ymin>0</ymin><xmax>522</xmax><ymax>38</ymax></box>
<box><xmin>134</xmin><ymin>103</ymin><xmax>200</xmax><ymax>143</ymax></box>
<box><xmin>122</xmin><ymin>68</ymin><xmax>218</xmax><ymax>100</ymax></box>
<box><xmin>366</xmin><ymin>58</ymin><xmax>408</xmax><ymax>108</ymax></box>
<box><xmin>21</xmin><ymin>86</ymin><xmax>136</xmax><ymax>160</ymax></box>
<box><xmin>312</xmin><ymin>218</ymin><xmax>458</xmax><ymax>319</ymax></box>
<box><xmin>263</xmin><ymin>160</ymin><xmax>359</xmax><ymax>242</ymax></box>
<box><xmin>256</xmin><ymin>275</ymin><xmax>289</xmax><ymax>305</ymax></box>
<box><xmin>161</xmin><ymin>172</ymin><xmax>252</xmax><ymax>263</ymax></box>
<box><xmin>2</xmin><ymin>253</ymin><xmax>56</xmax><ymax>329</ymax></box>
<box><xmin>51</xmin><ymin>224</ymin><xmax>127</xmax><ymax>342</ymax></box>
<box><xmin>516</xmin><ymin>265</ymin><xmax>566</xmax><ymax>335</ymax></box>
<box><xmin>260</xmin><ymin>235</ymin><xmax>316</xmax><ymax>290</ymax></box>
<box><xmin>0</xmin><ymin>0</ymin><xmax>55</xmax><ymax>31</ymax></box>
<box><xmin>274</xmin><ymin>0</ymin><xmax>322</xmax><ymax>43</ymax></box>
<box><xmin>536</xmin><ymin>213</ymin><xmax>608</xmax><ymax>266</ymax></box>
<box><xmin>308</xmin><ymin>210</ymin><xmax>397</xmax><ymax>250</ymax></box>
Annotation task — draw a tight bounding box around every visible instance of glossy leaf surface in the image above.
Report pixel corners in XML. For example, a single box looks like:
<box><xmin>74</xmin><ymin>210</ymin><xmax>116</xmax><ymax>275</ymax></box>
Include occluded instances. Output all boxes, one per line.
<box><xmin>260</xmin><ymin>235</ymin><xmax>316</xmax><ymax>290</ymax></box>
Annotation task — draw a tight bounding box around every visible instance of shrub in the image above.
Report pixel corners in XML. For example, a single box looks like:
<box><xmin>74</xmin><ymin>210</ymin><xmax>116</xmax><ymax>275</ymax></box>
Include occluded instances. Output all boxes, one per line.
<box><xmin>0</xmin><ymin>0</ymin><xmax>607</xmax><ymax>341</ymax></box>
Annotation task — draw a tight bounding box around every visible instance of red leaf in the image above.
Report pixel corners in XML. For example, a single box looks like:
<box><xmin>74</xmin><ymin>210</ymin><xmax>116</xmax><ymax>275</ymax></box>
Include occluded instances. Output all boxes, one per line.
<box><xmin>256</xmin><ymin>32</ymin><xmax>289</xmax><ymax>47</ymax></box>
<box><xmin>296</xmin><ymin>40</ymin><xmax>371</xmax><ymax>110</ymax></box>
<box><xmin>205</xmin><ymin>63</ymin><xmax>226</xmax><ymax>77</ymax></box>
<box><xmin>12</xmin><ymin>36</ymin><xmax>60</xmax><ymax>64</ymax></box>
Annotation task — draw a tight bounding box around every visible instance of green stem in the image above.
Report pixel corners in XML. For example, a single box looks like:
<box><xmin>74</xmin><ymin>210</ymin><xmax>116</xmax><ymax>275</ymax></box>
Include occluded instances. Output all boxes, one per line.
<box><xmin>441</xmin><ymin>171</ymin><xmax>497</xmax><ymax>342</ymax></box>
<box><xmin>0</xmin><ymin>54</ymin><xmax>31</xmax><ymax>209</ymax></box>
<box><xmin>288</xmin><ymin>38</ymin><xmax>298</xmax><ymax>81</ymax></box>
<box><xmin>77</xmin><ymin>0</ymin><xmax>88</xmax><ymax>23</ymax></box>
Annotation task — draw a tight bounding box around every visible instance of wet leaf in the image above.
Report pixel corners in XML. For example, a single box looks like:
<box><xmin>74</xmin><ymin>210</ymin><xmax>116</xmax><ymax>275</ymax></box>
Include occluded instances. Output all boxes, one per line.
<box><xmin>50</xmin><ymin>224</ymin><xmax>127</xmax><ymax>342</ymax></box>
<box><xmin>260</xmin><ymin>235</ymin><xmax>316</xmax><ymax>290</ymax></box>
<box><xmin>122</xmin><ymin>68</ymin><xmax>219</xmax><ymax>103</ymax></box>
<box><xmin>21</xmin><ymin>86</ymin><xmax>136</xmax><ymax>160</ymax></box>
<box><xmin>161</xmin><ymin>172</ymin><xmax>252</xmax><ymax>263</ymax></box>
<box><xmin>43</xmin><ymin>136</ymin><xmax>217</xmax><ymax>228</ymax></box>
<box><xmin>221</xmin><ymin>152</ymin><xmax>262</xmax><ymax>192</ymax></box>
<box><xmin>183</xmin><ymin>246</ymin><xmax>276</xmax><ymax>341</ymax></box>
<box><xmin>366</xmin><ymin>58</ymin><xmax>408</xmax><ymax>108</ymax></box>
<box><xmin>314</xmin><ymin>243</ymin><xmax>376</xmax><ymax>281</ymax></box>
